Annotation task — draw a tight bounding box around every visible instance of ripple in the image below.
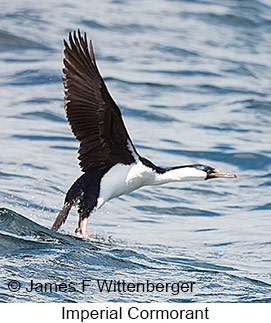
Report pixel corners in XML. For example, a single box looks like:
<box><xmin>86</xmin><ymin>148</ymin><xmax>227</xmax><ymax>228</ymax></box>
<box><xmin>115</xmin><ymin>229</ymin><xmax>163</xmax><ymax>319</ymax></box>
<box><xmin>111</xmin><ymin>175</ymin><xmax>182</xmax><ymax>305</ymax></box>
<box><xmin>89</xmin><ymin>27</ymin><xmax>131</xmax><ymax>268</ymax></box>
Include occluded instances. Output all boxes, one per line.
<box><xmin>0</xmin><ymin>171</ymin><xmax>33</xmax><ymax>179</ymax></box>
<box><xmin>105</xmin><ymin>76</ymin><xmax>178</xmax><ymax>90</ymax></box>
<box><xmin>135</xmin><ymin>205</ymin><xmax>220</xmax><ymax>217</ymax></box>
<box><xmin>198</xmin><ymin>84</ymin><xmax>265</xmax><ymax>97</ymax></box>
<box><xmin>202</xmin><ymin>124</ymin><xmax>256</xmax><ymax>133</ymax></box>
<box><xmin>154</xmin><ymin>148</ymin><xmax>271</xmax><ymax>170</ymax></box>
<box><xmin>259</xmin><ymin>173</ymin><xmax>271</xmax><ymax>187</ymax></box>
<box><xmin>81</xmin><ymin>19</ymin><xmax>106</xmax><ymax>29</ymax></box>
<box><xmin>12</xmin><ymin>134</ymin><xmax>74</xmax><ymax>142</ymax></box>
<box><xmin>11</xmin><ymin>111</ymin><xmax>65</xmax><ymax>123</ymax></box>
<box><xmin>23</xmin><ymin>163</ymin><xmax>48</xmax><ymax>170</ymax></box>
<box><xmin>6</xmin><ymin>70</ymin><xmax>60</xmax><ymax>86</ymax></box>
<box><xmin>252</xmin><ymin>203</ymin><xmax>271</xmax><ymax>211</ymax></box>
<box><xmin>157</xmin><ymin>255</ymin><xmax>236</xmax><ymax>272</ymax></box>
<box><xmin>242</xmin><ymin>99</ymin><xmax>271</xmax><ymax>113</ymax></box>
<box><xmin>123</xmin><ymin>107</ymin><xmax>178</xmax><ymax>122</ymax></box>
<box><xmin>0</xmin><ymin>30</ymin><xmax>49</xmax><ymax>50</ymax></box>
<box><xmin>153</xmin><ymin>44</ymin><xmax>200</xmax><ymax>57</ymax></box>
<box><xmin>50</xmin><ymin>145</ymin><xmax>77</xmax><ymax>150</ymax></box>
<box><xmin>201</xmin><ymin>13</ymin><xmax>259</xmax><ymax>28</ymax></box>
<box><xmin>24</xmin><ymin>98</ymin><xmax>62</xmax><ymax>105</ymax></box>
<box><xmin>151</xmin><ymin>69</ymin><xmax>220</xmax><ymax>77</ymax></box>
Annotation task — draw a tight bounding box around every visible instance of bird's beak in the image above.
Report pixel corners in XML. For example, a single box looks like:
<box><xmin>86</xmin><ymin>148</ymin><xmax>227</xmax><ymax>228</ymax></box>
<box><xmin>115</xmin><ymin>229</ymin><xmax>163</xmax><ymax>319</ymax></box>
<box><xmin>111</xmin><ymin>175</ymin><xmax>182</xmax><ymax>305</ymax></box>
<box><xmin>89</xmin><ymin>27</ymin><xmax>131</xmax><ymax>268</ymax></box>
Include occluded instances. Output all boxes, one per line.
<box><xmin>207</xmin><ymin>169</ymin><xmax>237</xmax><ymax>180</ymax></box>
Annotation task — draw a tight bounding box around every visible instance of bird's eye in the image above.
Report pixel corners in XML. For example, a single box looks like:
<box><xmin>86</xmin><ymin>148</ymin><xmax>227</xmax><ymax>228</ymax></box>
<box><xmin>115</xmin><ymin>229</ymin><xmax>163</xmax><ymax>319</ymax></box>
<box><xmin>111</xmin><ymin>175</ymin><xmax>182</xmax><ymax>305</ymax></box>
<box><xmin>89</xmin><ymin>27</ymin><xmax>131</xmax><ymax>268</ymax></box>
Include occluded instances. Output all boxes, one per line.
<box><xmin>195</xmin><ymin>165</ymin><xmax>214</xmax><ymax>173</ymax></box>
<box><xmin>206</xmin><ymin>167</ymin><xmax>215</xmax><ymax>174</ymax></box>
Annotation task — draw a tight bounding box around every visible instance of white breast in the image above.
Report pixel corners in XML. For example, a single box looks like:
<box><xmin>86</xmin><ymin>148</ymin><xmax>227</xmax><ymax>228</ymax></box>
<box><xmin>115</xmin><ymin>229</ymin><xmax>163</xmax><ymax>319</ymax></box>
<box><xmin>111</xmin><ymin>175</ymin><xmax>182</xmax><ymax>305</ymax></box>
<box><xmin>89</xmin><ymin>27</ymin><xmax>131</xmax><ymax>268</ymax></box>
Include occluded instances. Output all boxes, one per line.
<box><xmin>96</xmin><ymin>161</ymin><xmax>155</xmax><ymax>209</ymax></box>
<box><xmin>96</xmin><ymin>161</ymin><xmax>207</xmax><ymax>209</ymax></box>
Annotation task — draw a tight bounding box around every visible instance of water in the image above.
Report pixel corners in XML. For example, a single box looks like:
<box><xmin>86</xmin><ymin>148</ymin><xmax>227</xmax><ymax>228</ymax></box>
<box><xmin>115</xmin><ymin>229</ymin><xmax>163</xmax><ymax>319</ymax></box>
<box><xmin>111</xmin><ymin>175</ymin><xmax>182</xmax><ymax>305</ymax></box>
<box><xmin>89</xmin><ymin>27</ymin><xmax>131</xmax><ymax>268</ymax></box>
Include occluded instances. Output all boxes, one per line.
<box><xmin>0</xmin><ymin>0</ymin><xmax>270</xmax><ymax>302</ymax></box>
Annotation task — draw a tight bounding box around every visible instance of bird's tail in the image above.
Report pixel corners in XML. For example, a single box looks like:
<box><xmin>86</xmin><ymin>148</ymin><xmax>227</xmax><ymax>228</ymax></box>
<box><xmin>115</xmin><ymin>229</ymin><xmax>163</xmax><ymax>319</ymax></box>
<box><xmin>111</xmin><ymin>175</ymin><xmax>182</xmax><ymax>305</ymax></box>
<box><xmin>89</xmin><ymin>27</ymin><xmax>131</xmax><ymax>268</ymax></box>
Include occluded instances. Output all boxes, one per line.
<box><xmin>51</xmin><ymin>202</ymin><xmax>72</xmax><ymax>232</ymax></box>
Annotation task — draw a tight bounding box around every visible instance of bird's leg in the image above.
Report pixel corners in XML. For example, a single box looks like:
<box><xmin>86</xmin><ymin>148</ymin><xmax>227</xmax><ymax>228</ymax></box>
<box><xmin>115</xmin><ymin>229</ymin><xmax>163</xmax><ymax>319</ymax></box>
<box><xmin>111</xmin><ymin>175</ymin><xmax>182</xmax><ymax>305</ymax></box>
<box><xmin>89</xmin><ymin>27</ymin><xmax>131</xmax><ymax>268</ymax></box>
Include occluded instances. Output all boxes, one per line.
<box><xmin>80</xmin><ymin>217</ymin><xmax>89</xmax><ymax>239</ymax></box>
<box><xmin>75</xmin><ymin>217</ymin><xmax>89</xmax><ymax>239</ymax></box>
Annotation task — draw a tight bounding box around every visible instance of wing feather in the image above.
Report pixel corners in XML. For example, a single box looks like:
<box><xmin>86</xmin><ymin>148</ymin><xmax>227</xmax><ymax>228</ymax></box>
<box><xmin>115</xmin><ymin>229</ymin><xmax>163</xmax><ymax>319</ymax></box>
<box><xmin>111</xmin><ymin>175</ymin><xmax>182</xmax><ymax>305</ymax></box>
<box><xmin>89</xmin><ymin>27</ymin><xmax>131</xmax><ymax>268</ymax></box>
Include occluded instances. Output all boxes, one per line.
<box><xmin>62</xmin><ymin>30</ymin><xmax>138</xmax><ymax>172</ymax></box>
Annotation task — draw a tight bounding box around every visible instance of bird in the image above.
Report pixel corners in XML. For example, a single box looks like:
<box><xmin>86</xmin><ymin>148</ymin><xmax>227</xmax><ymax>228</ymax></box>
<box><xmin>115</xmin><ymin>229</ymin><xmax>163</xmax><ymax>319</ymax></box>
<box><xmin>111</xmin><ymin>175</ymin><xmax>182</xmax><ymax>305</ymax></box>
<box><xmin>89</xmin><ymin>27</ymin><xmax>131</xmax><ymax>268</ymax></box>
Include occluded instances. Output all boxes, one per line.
<box><xmin>51</xmin><ymin>30</ymin><xmax>237</xmax><ymax>239</ymax></box>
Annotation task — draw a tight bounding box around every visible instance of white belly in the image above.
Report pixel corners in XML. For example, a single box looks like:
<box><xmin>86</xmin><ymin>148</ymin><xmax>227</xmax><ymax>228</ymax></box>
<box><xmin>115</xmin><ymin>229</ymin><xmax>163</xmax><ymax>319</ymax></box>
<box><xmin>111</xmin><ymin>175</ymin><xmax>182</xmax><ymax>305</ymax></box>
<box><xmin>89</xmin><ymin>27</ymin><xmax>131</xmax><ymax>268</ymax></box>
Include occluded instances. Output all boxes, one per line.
<box><xmin>97</xmin><ymin>161</ymin><xmax>155</xmax><ymax>208</ymax></box>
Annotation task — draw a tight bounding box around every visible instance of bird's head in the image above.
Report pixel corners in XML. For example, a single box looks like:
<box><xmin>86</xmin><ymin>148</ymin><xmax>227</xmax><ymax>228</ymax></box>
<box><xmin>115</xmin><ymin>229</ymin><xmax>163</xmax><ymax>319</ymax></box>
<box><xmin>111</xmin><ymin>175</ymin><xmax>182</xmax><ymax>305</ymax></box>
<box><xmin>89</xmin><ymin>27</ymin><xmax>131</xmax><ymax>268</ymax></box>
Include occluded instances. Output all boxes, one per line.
<box><xmin>161</xmin><ymin>164</ymin><xmax>237</xmax><ymax>183</ymax></box>
<box><xmin>192</xmin><ymin>164</ymin><xmax>237</xmax><ymax>180</ymax></box>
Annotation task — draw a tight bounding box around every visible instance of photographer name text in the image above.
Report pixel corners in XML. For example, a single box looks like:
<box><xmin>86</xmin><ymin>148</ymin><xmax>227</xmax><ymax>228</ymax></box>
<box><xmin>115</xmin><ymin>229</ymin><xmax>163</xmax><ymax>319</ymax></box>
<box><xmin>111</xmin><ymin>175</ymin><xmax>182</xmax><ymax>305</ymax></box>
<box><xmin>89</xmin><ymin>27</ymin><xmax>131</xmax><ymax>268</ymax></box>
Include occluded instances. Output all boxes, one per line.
<box><xmin>8</xmin><ymin>279</ymin><xmax>195</xmax><ymax>295</ymax></box>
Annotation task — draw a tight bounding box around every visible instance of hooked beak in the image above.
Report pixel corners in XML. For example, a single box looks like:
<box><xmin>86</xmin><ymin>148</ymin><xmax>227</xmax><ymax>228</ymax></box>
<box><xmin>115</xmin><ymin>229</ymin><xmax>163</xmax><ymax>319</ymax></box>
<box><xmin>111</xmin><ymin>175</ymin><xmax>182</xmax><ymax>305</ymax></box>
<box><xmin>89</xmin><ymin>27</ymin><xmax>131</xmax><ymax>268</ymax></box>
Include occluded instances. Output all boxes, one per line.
<box><xmin>207</xmin><ymin>169</ymin><xmax>237</xmax><ymax>180</ymax></box>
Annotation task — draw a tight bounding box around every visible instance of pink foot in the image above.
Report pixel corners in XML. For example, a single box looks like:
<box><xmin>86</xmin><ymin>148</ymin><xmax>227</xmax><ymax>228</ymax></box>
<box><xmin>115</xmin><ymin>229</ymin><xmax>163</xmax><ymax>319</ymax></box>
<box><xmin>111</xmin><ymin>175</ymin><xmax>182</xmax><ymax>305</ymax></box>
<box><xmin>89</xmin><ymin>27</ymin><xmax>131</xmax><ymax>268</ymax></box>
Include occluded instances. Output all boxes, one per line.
<box><xmin>75</xmin><ymin>217</ymin><xmax>89</xmax><ymax>239</ymax></box>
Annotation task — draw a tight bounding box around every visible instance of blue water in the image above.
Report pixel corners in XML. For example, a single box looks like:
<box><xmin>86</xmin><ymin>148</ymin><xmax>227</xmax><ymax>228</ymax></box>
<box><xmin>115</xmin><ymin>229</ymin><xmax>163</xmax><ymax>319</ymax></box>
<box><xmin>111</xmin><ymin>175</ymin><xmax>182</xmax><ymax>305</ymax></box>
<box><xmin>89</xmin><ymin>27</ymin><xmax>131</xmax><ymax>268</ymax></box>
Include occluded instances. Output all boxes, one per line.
<box><xmin>0</xmin><ymin>0</ymin><xmax>271</xmax><ymax>303</ymax></box>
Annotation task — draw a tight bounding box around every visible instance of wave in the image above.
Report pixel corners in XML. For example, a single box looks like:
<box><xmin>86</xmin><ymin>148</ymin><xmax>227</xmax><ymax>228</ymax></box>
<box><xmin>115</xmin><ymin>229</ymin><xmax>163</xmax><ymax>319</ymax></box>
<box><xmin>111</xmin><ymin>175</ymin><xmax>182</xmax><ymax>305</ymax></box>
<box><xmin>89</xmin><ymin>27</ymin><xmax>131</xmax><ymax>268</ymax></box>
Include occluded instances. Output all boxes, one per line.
<box><xmin>0</xmin><ymin>208</ymin><xmax>100</xmax><ymax>251</ymax></box>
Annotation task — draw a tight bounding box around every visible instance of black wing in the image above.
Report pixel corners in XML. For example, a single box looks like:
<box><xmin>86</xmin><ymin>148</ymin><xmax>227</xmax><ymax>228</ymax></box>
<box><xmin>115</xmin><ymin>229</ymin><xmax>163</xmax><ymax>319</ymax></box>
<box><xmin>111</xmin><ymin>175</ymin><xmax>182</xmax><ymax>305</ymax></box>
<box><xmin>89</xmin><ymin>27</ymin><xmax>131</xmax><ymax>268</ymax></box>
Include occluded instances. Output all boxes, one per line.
<box><xmin>63</xmin><ymin>30</ymin><xmax>138</xmax><ymax>172</ymax></box>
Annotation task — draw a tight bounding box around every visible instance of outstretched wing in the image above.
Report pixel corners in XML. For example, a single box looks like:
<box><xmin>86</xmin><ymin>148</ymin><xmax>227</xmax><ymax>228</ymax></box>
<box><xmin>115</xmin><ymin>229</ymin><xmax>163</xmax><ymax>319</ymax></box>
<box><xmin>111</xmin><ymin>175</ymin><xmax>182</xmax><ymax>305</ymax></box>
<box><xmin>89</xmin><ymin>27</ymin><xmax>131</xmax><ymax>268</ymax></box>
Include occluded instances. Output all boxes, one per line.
<box><xmin>63</xmin><ymin>30</ymin><xmax>138</xmax><ymax>172</ymax></box>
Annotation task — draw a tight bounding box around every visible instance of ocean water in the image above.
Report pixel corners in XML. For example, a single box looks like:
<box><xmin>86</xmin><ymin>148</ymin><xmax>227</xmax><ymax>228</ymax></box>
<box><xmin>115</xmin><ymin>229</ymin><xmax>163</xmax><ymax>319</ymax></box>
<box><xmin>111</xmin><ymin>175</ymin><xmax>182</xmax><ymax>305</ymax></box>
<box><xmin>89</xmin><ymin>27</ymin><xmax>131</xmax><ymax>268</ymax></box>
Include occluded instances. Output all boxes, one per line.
<box><xmin>0</xmin><ymin>0</ymin><xmax>271</xmax><ymax>303</ymax></box>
